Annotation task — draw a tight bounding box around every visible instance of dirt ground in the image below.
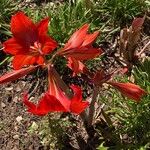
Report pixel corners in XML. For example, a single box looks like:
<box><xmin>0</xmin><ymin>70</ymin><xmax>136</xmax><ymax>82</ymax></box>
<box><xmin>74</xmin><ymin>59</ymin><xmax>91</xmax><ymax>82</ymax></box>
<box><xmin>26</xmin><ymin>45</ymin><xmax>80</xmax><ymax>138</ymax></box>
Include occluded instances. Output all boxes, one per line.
<box><xmin>0</xmin><ymin>69</ymin><xmax>45</xmax><ymax>150</ymax></box>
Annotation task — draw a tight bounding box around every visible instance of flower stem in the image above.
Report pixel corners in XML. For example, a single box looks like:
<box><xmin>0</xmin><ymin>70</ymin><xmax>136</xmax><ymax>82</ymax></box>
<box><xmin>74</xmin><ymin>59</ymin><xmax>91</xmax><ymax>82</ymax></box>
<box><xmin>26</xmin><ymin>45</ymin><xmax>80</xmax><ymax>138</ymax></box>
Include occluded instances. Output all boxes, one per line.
<box><xmin>88</xmin><ymin>86</ymin><xmax>99</xmax><ymax>126</ymax></box>
<box><xmin>137</xmin><ymin>40</ymin><xmax>150</xmax><ymax>57</ymax></box>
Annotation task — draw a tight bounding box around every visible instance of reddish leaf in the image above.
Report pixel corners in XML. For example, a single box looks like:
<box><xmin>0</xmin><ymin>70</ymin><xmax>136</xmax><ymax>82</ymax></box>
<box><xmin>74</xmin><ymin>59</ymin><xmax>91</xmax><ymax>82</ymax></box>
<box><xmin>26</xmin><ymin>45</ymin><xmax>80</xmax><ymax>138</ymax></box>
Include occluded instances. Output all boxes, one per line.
<box><xmin>119</xmin><ymin>17</ymin><xmax>144</xmax><ymax>65</ymax></box>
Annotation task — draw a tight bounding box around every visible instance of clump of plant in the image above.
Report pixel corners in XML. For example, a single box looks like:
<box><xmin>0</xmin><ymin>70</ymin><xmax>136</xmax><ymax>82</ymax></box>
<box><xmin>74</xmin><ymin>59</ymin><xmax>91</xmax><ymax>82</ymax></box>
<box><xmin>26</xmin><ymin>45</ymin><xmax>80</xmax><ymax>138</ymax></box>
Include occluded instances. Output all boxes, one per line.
<box><xmin>0</xmin><ymin>11</ymin><xmax>147</xmax><ymax>148</ymax></box>
<box><xmin>101</xmin><ymin>62</ymin><xmax>150</xmax><ymax>149</ymax></box>
<box><xmin>0</xmin><ymin>0</ymin><xmax>19</xmax><ymax>39</ymax></box>
<box><xmin>96</xmin><ymin>0</ymin><xmax>148</xmax><ymax>27</ymax></box>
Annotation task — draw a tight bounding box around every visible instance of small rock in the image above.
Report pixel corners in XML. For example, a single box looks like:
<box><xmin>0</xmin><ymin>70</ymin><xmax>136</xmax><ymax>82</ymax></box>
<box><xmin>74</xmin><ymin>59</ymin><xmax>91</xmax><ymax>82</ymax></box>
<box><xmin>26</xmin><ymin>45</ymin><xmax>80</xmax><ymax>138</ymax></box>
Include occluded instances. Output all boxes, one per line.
<box><xmin>30</xmin><ymin>97</ymin><xmax>35</xmax><ymax>101</ymax></box>
<box><xmin>13</xmin><ymin>97</ymin><xmax>18</xmax><ymax>103</ymax></box>
<box><xmin>141</xmin><ymin>53</ymin><xmax>146</xmax><ymax>58</ymax></box>
<box><xmin>31</xmin><ymin>122</ymin><xmax>38</xmax><ymax>129</ymax></box>
<box><xmin>13</xmin><ymin>135</ymin><xmax>19</xmax><ymax>139</ymax></box>
<box><xmin>1</xmin><ymin>102</ymin><xmax>6</xmax><ymax>108</ymax></box>
<box><xmin>12</xmin><ymin>146</ymin><xmax>18</xmax><ymax>150</ymax></box>
<box><xmin>16</xmin><ymin>116</ymin><xmax>23</xmax><ymax>123</ymax></box>
<box><xmin>14</xmin><ymin>126</ymin><xmax>18</xmax><ymax>131</ymax></box>
<box><xmin>5</xmin><ymin>87</ymin><xmax>13</xmax><ymax>91</ymax></box>
<box><xmin>16</xmin><ymin>86</ymin><xmax>21</xmax><ymax>92</ymax></box>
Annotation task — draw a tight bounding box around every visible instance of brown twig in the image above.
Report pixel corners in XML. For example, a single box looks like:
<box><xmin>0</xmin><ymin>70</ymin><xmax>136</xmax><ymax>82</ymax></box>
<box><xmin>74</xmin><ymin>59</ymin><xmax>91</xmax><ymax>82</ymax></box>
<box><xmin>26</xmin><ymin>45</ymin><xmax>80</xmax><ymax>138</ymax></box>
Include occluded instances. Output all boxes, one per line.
<box><xmin>137</xmin><ymin>40</ymin><xmax>150</xmax><ymax>57</ymax></box>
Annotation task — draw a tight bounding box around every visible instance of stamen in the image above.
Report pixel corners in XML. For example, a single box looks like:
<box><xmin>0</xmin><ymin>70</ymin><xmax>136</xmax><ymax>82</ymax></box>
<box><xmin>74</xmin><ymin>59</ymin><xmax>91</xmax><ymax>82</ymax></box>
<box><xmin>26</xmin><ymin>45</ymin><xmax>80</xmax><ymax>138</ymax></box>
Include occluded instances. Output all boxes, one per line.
<box><xmin>30</xmin><ymin>42</ymin><xmax>43</xmax><ymax>55</ymax></box>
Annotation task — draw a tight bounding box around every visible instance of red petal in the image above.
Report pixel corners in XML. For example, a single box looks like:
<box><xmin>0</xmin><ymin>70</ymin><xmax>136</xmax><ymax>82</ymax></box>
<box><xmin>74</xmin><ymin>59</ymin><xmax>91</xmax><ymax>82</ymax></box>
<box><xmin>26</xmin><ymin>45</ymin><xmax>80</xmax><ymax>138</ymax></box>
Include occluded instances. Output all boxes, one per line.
<box><xmin>12</xmin><ymin>55</ymin><xmax>44</xmax><ymax>70</ymax></box>
<box><xmin>64</xmin><ymin>24</ymin><xmax>89</xmax><ymax>50</ymax></box>
<box><xmin>59</xmin><ymin>24</ymin><xmax>102</xmax><ymax>60</ymax></box>
<box><xmin>71</xmin><ymin>101</ymin><xmax>89</xmax><ymax>114</ymax></box>
<box><xmin>3</xmin><ymin>38</ymin><xmax>28</xmax><ymax>55</ymax></box>
<box><xmin>0</xmin><ymin>66</ymin><xmax>37</xmax><ymax>84</ymax></box>
<box><xmin>37</xmin><ymin>93</ymin><xmax>67</xmax><ymax>113</ymax></box>
<box><xmin>48</xmin><ymin>69</ymin><xmax>71</xmax><ymax>111</ymax></box>
<box><xmin>37</xmin><ymin>18</ymin><xmax>57</xmax><ymax>54</ymax></box>
<box><xmin>62</xmin><ymin>47</ymin><xmax>102</xmax><ymax>60</ymax></box>
<box><xmin>108</xmin><ymin>82</ymin><xmax>146</xmax><ymax>102</ymax></box>
<box><xmin>23</xmin><ymin>93</ymin><xmax>36</xmax><ymax>110</ymax></box>
<box><xmin>11</xmin><ymin>11</ymin><xmax>37</xmax><ymax>46</ymax></box>
<box><xmin>67</xmin><ymin>57</ymin><xmax>85</xmax><ymax>76</ymax></box>
<box><xmin>39</xmin><ymin>35</ymin><xmax>57</xmax><ymax>54</ymax></box>
<box><xmin>36</xmin><ymin>55</ymin><xmax>45</xmax><ymax>65</ymax></box>
<box><xmin>82</xmin><ymin>31</ymin><xmax>99</xmax><ymax>47</ymax></box>
<box><xmin>70</xmin><ymin>85</ymin><xmax>89</xmax><ymax>114</ymax></box>
<box><xmin>23</xmin><ymin>92</ymin><xmax>67</xmax><ymax>116</ymax></box>
<box><xmin>37</xmin><ymin>17</ymin><xmax>49</xmax><ymax>36</ymax></box>
<box><xmin>51</xmin><ymin>85</ymin><xmax>71</xmax><ymax>111</ymax></box>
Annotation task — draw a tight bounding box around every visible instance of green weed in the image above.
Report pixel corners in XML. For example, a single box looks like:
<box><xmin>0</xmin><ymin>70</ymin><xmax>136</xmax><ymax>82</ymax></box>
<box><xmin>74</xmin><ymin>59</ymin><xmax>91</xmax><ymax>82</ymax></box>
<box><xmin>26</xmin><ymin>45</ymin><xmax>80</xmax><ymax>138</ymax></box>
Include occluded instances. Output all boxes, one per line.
<box><xmin>0</xmin><ymin>0</ymin><xmax>19</xmax><ymax>40</ymax></box>
<box><xmin>100</xmin><ymin>59</ymin><xmax>150</xmax><ymax>149</ymax></box>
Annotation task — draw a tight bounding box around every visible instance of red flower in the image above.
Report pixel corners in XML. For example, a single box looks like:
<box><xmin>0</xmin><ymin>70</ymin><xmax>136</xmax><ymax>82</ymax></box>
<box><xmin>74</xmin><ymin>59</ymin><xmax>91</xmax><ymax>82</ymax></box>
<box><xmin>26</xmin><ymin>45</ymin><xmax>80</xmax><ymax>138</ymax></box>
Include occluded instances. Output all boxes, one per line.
<box><xmin>58</xmin><ymin>24</ymin><xmax>102</xmax><ymax>60</ymax></box>
<box><xmin>23</xmin><ymin>85</ymin><xmax>89</xmax><ymax>116</ymax></box>
<box><xmin>49</xmin><ymin>83</ymin><xmax>89</xmax><ymax>114</ymax></box>
<box><xmin>3</xmin><ymin>12</ymin><xmax>57</xmax><ymax>69</ymax></box>
<box><xmin>108</xmin><ymin>82</ymin><xmax>146</xmax><ymax>102</ymax></box>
